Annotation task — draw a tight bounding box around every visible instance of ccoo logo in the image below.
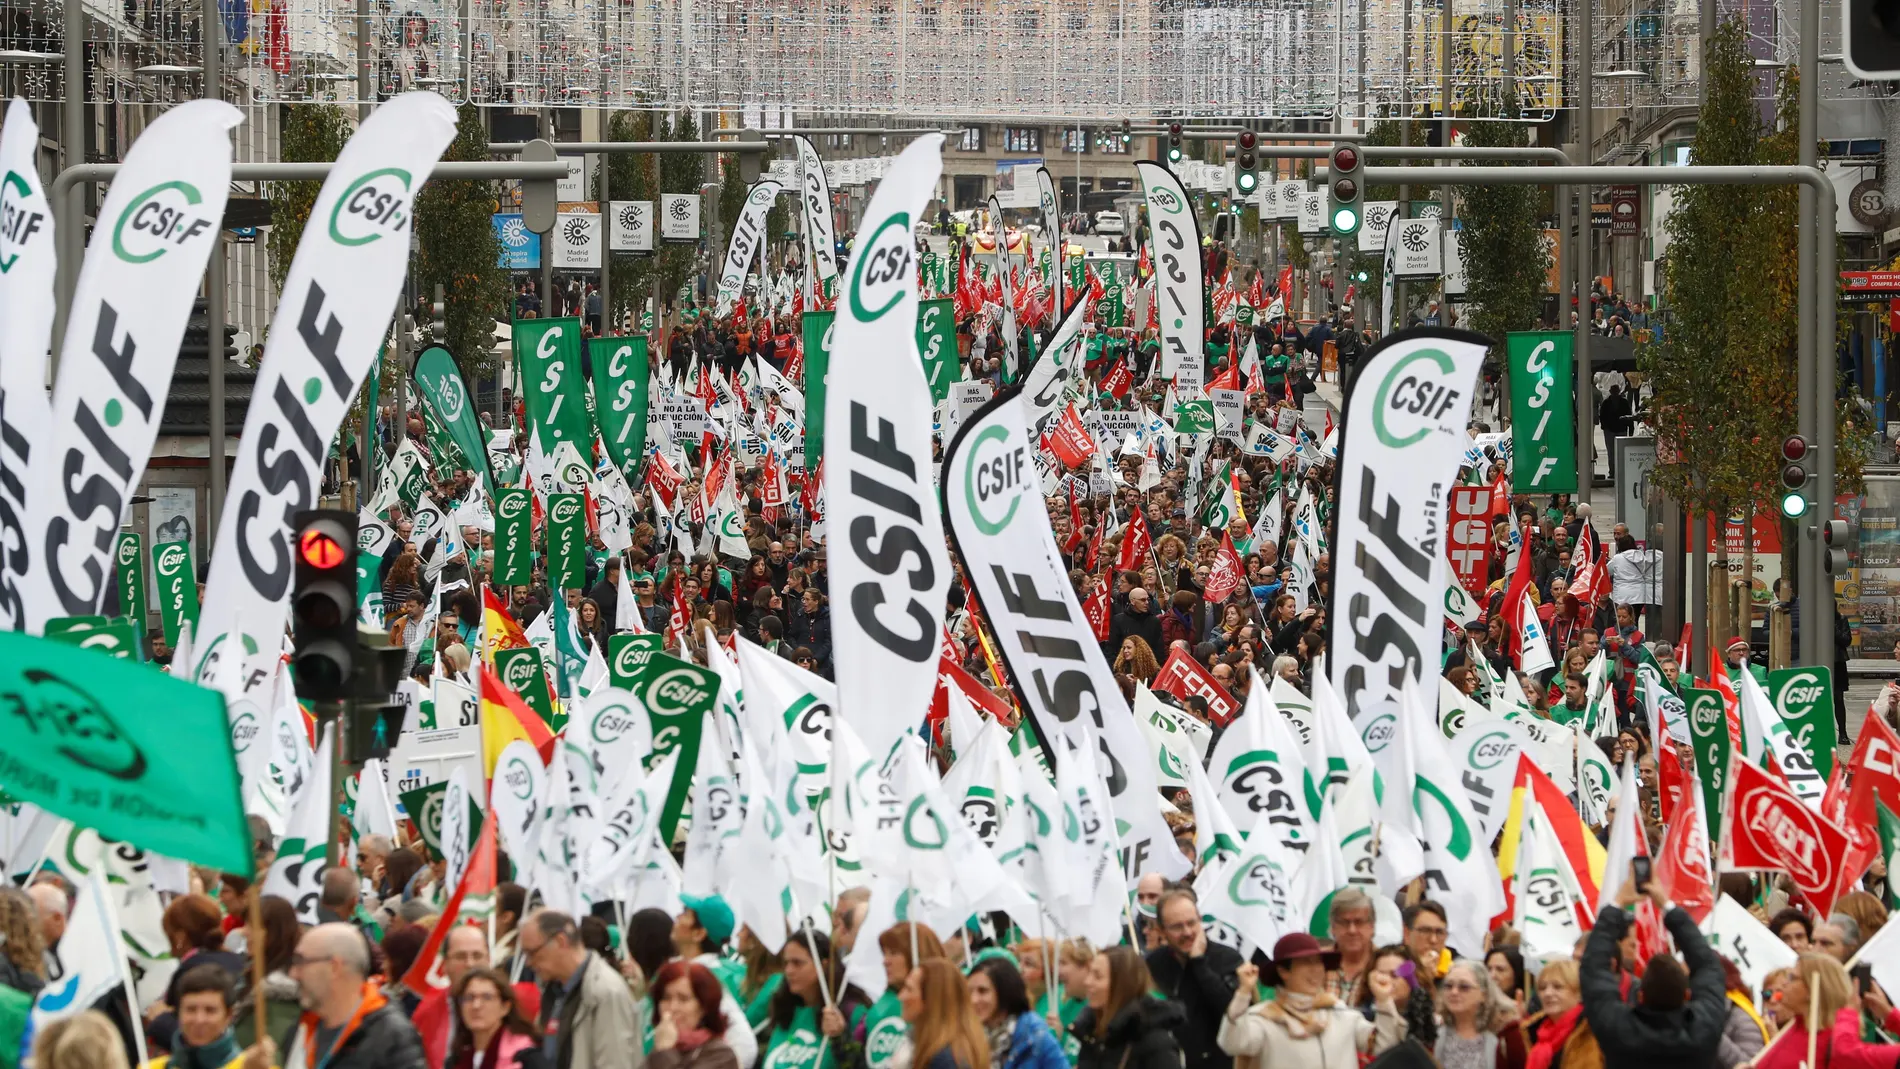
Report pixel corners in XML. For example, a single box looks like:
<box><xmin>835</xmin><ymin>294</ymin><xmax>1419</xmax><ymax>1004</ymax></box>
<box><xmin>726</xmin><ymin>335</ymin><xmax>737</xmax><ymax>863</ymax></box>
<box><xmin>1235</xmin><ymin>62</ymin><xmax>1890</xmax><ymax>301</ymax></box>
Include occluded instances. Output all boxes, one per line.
<box><xmin>112</xmin><ymin>181</ymin><xmax>213</xmax><ymax>264</ymax></box>
<box><xmin>329</xmin><ymin>168</ymin><xmax>414</xmax><ymax>246</ymax></box>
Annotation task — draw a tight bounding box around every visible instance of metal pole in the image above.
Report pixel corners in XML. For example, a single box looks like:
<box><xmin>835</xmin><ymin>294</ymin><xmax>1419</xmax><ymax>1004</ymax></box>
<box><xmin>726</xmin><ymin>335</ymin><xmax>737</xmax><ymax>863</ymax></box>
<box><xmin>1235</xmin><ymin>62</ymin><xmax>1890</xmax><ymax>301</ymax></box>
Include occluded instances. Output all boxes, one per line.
<box><xmin>599</xmin><ymin>150</ymin><xmax>612</xmax><ymax>333</ymax></box>
<box><xmin>357</xmin><ymin>0</ymin><xmax>371</xmax><ymax>120</ymax></box>
<box><xmin>1397</xmin><ymin>0</ymin><xmax>1412</xmax><ymax>328</ymax></box>
<box><xmin>1573</xmin><ymin>0</ymin><xmax>1594</xmax><ymax>495</ymax></box>
<box><xmin>1800</xmin><ymin>0</ymin><xmax>1825</xmax><ymax>668</ymax></box>
<box><xmin>1440</xmin><ymin>0</ymin><xmax>1453</xmax><ymax>235</ymax></box>
<box><xmin>204</xmin><ymin>0</ymin><xmax>228</xmax><ymax>533</ymax></box>
<box><xmin>53</xmin><ymin>0</ymin><xmax>84</xmax><ymax>366</ymax></box>
<box><xmin>1557</xmin><ymin>144</ymin><xmax>1576</xmax><ymax>330</ymax></box>
<box><xmin>1504</xmin><ymin>0</ymin><xmax>1516</xmax><ymax>104</ymax></box>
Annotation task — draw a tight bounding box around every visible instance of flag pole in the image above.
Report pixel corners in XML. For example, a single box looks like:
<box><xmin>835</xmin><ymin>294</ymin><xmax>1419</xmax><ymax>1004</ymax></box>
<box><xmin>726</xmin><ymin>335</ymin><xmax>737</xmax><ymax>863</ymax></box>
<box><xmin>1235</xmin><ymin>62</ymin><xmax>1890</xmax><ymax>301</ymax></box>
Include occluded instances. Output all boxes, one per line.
<box><xmin>93</xmin><ymin>873</ymin><xmax>149</xmax><ymax>1069</ymax></box>
<box><xmin>248</xmin><ymin>884</ymin><xmax>269</xmax><ymax>1047</ymax></box>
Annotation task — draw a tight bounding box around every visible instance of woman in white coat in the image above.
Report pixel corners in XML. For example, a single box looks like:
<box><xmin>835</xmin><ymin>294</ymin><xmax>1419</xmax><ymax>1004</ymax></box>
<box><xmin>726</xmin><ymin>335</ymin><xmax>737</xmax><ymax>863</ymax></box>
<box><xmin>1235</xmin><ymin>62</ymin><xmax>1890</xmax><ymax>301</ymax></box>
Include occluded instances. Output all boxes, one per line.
<box><xmin>1217</xmin><ymin>933</ymin><xmax>1408</xmax><ymax>1069</ymax></box>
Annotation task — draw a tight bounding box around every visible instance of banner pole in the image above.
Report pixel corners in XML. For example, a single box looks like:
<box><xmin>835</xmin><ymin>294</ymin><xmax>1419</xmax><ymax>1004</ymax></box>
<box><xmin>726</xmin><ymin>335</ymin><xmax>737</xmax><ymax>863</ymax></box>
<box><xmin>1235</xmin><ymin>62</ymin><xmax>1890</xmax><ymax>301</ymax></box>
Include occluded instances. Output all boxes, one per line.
<box><xmin>248</xmin><ymin>885</ymin><xmax>269</xmax><ymax>1045</ymax></box>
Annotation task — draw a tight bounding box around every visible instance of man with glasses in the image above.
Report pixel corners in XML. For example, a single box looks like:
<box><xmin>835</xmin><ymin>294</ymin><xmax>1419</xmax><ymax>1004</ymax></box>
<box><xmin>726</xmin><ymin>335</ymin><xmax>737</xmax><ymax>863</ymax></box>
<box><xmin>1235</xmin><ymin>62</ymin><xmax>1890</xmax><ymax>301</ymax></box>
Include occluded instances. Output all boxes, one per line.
<box><xmin>1326</xmin><ymin>888</ymin><xmax>1378</xmax><ymax>1000</ymax></box>
<box><xmin>1403</xmin><ymin>900</ymin><xmax>1453</xmax><ymax>980</ymax></box>
<box><xmin>410</xmin><ymin>924</ymin><xmax>543</xmax><ymax>1068</ymax></box>
<box><xmin>1145</xmin><ymin>888</ymin><xmax>1243</xmax><ymax>1069</ymax></box>
<box><xmin>256</xmin><ymin>923</ymin><xmax>425</xmax><ymax>1068</ymax></box>
<box><xmin>521</xmin><ymin>909</ymin><xmax>640</xmax><ymax>1069</ymax></box>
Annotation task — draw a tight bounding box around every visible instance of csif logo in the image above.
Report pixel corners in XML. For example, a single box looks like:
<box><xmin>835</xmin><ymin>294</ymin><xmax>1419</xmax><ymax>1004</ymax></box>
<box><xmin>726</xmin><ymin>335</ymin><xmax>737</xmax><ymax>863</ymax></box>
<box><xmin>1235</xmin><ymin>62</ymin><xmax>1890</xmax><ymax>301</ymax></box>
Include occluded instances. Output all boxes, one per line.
<box><xmin>848</xmin><ymin>212</ymin><xmax>914</xmax><ymax>322</ymax></box>
<box><xmin>116</xmin><ymin>537</ymin><xmax>139</xmax><ymax>567</ymax></box>
<box><xmin>1688</xmin><ymin>693</ymin><xmax>1724</xmax><ymax>736</ymax></box>
<box><xmin>329</xmin><ymin>168</ymin><xmax>414</xmax><ymax>246</ymax></box>
<box><xmin>1148</xmin><ymin>184</ymin><xmax>1184</xmax><ymax>214</ymax></box>
<box><xmin>431</xmin><ymin>371</ymin><xmax>468</xmax><ymax>423</ymax></box>
<box><xmin>961</xmin><ymin>424</ymin><xmax>1026</xmax><ymax>535</ymax></box>
<box><xmin>0</xmin><ymin>170</ymin><xmax>46</xmax><ymax>273</ymax></box>
<box><xmin>497</xmin><ymin>492</ymin><xmax>527</xmax><ymax>521</ymax></box>
<box><xmin>1370</xmin><ymin>346</ymin><xmax>1466</xmax><ymax>448</ymax></box>
<box><xmin>1360</xmin><ymin>712</ymin><xmax>1396</xmax><ymax>753</ymax></box>
<box><xmin>550</xmin><ymin>496</ymin><xmax>582</xmax><ymax>525</ymax></box>
<box><xmin>1775</xmin><ymin>671</ymin><xmax>1827</xmax><ymax>720</ymax></box>
<box><xmin>155</xmin><ymin>543</ymin><xmax>189</xmax><ymax>576</ymax></box>
<box><xmin>229</xmin><ymin>710</ymin><xmax>260</xmax><ymax>753</ymax></box>
<box><xmin>112</xmin><ymin>181</ymin><xmax>213</xmax><ymax>264</ymax></box>
<box><xmin>503</xmin><ymin>755</ymin><xmax>536</xmax><ymax>799</ymax></box>
<box><xmin>614</xmin><ymin>641</ymin><xmax>655</xmax><ymax>677</ymax></box>
<box><xmin>1467</xmin><ymin>731</ymin><xmax>1515</xmax><ymax>769</ymax></box>
<box><xmin>502</xmin><ymin>655</ymin><xmax>539</xmax><ymax>692</ymax></box>
<box><xmin>590</xmin><ymin>702</ymin><xmax>640</xmax><ymax>744</ymax></box>
<box><xmin>645</xmin><ymin>667</ymin><xmax>710</xmax><ymax>715</ymax></box>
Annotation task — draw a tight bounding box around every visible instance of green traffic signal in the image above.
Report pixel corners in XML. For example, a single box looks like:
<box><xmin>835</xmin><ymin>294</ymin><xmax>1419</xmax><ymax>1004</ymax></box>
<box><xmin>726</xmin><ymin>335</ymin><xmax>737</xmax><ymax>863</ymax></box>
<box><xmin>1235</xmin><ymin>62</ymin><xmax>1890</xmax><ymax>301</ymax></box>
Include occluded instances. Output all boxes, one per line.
<box><xmin>1779</xmin><ymin>490</ymin><xmax>1811</xmax><ymax>519</ymax></box>
<box><xmin>1331</xmin><ymin>206</ymin><xmax>1360</xmax><ymax>234</ymax></box>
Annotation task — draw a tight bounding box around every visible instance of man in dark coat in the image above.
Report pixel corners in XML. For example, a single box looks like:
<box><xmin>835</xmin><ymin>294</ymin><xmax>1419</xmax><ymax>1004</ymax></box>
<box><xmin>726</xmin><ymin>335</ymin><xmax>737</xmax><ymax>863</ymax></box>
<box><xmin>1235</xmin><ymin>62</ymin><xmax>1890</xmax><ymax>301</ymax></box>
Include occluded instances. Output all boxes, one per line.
<box><xmin>1581</xmin><ymin>878</ymin><xmax>1728</xmax><ymax>1069</ymax></box>
<box><xmin>1144</xmin><ymin>890</ymin><xmax>1242</xmax><ymax>1069</ymax></box>
<box><xmin>1109</xmin><ymin>585</ymin><xmax>1166</xmax><ymax>662</ymax></box>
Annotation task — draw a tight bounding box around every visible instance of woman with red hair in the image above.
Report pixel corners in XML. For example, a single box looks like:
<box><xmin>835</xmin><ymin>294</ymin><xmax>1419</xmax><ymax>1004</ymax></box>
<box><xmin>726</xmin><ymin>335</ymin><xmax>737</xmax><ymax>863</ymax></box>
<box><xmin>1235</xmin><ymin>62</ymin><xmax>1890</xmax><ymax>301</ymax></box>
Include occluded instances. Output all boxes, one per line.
<box><xmin>650</xmin><ymin>960</ymin><xmax>743</xmax><ymax>1069</ymax></box>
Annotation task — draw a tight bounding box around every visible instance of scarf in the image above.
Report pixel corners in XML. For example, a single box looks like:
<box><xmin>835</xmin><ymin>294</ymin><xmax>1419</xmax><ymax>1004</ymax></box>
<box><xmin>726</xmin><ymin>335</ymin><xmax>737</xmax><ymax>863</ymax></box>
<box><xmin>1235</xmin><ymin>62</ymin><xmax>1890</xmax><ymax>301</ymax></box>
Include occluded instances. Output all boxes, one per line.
<box><xmin>170</xmin><ymin>1027</ymin><xmax>242</xmax><ymax>1069</ymax></box>
<box><xmin>675</xmin><ymin>1027</ymin><xmax>715</xmax><ymax>1052</ymax></box>
<box><xmin>1262</xmin><ymin>992</ymin><xmax>1333</xmax><ymax>1040</ymax></box>
<box><xmin>1526</xmin><ymin>1006</ymin><xmax>1581</xmax><ymax>1069</ymax></box>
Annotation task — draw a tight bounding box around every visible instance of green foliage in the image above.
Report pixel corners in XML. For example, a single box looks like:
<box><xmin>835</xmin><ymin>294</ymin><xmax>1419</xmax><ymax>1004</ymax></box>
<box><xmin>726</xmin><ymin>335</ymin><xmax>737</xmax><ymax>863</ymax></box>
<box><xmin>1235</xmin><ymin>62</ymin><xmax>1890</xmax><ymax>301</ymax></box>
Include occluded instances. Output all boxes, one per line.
<box><xmin>267</xmin><ymin>104</ymin><xmax>352</xmax><ymax>297</ymax></box>
<box><xmin>413</xmin><ymin>103</ymin><xmax>509</xmax><ymax>379</ymax></box>
<box><xmin>1454</xmin><ymin>92</ymin><xmax>1553</xmax><ymax>358</ymax></box>
<box><xmin>1635</xmin><ymin>18</ymin><xmax>1869</xmax><ymax>516</ymax></box>
<box><xmin>1362</xmin><ymin>117</ymin><xmax>1428</xmax><ymax>203</ymax></box>
<box><xmin>1286</xmin><ymin>226</ymin><xmax>1310</xmax><ymax>271</ymax></box>
<box><xmin>605</xmin><ymin>110</ymin><xmax>659</xmax><ymax>329</ymax></box>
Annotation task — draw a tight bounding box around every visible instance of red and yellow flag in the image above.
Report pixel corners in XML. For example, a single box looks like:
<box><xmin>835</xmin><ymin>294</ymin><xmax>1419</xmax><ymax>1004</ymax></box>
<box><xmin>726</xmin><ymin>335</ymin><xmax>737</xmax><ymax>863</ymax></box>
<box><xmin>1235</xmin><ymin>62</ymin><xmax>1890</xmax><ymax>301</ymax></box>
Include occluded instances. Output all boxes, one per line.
<box><xmin>482</xmin><ymin>587</ymin><xmax>531</xmax><ymax>666</ymax></box>
<box><xmin>479</xmin><ymin>663</ymin><xmax>555</xmax><ymax>778</ymax></box>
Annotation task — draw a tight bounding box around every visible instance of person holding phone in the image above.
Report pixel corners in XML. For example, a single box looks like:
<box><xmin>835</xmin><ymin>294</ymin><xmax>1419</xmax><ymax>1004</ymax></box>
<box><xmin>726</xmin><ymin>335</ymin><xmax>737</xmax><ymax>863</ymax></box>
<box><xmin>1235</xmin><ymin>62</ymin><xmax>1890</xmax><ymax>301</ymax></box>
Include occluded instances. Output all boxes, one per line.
<box><xmin>1579</xmin><ymin>876</ymin><xmax>1727</xmax><ymax>1069</ymax></box>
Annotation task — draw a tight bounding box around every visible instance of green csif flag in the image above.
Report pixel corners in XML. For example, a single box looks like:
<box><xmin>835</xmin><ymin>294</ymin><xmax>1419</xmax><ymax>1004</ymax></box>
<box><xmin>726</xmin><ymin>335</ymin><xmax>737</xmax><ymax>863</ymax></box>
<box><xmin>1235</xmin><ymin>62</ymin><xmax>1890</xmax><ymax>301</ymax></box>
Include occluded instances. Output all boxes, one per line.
<box><xmin>1767</xmin><ymin>666</ymin><xmax>1837</xmax><ymax>779</ymax></box>
<box><xmin>591</xmin><ymin>335</ymin><xmax>650</xmax><ymax>488</ymax></box>
<box><xmin>113</xmin><ymin>531</ymin><xmax>146</xmax><ymax>629</ymax></box>
<box><xmin>547</xmin><ymin>493</ymin><xmax>587</xmax><ymax>590</ymax></box>
<box><xmin>397</xmin><ymin>781</ymin><xmax>484</xmax><ymax>863</ymax></box>
<box><xmin>1505</xmin><ymin>332</ymin><xmax>1577</xmax><ymax>493</ymax></box>
<box><xmin>608</xmin><ymin>633</ymin><xmax>665</xmax><ymax>689</ymax></box>
<box><xmin>515</xmin><ymin>317</ymin><xmax>592</xmax><ymax>454</ymax></box>
<box><xmin>638</xmin><ymin>652</ymin><xmax>718</xmax><ymax>843</ymax></box>
<box><xmin>494</xmin><ymin>488</ymin><xmax>534</xmax><ymax>585</ymax></box>
<box><xmin>413</xmin><ymin>346</ymin><xmax>499</xmax><ymax>502</ymax></box>
<box><xmin>802</xmin><ymin>311</ymin><xmax>835</xmax><ymax>468</ymax></box>
<box><xmin>917</xmin><ymin>299</ymin><xmax>957</xmax><ymax>405</ymax></box>
<box><xmin>150</xmin><ymin>539</ymin><xmax>200</xmax><ymax>648</ymax></box>
<box><xmin>1683</xmin><ymin>686</ymin><xmax>1731</xmax><ymax>839</ymax></box>
<box><xmin>0</xmin><ymin>630</ymin><xmax>251</xmax><ymax>875</ymax></box>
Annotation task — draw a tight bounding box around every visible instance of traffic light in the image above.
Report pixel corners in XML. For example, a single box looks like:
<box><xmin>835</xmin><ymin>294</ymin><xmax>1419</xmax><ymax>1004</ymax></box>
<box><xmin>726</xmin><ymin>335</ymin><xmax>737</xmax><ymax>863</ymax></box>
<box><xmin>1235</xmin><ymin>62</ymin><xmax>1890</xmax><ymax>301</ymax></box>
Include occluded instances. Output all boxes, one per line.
<box><xmin>1354</xmin><ymin>268</ymin><xmax>1370</xmax><ymax>282</ymax></box>
<box><xmin>737</xmin><ymin>128</ymin><xmax>765</xmax><ymax>184</ymax></box>
<box><xmin>348</xmin><ymin>628</ymin><xmax>409</xmax><ymax>764</ymax></box>
<box><xmin>1168</xmin><ymin>123</ymin><xmax>1183</xmax><ymax>164</ymax></box>
<box><xmin>430</xmin><ymin>284</ymin><xmax>447</xmax><ymax>344</ymax></box>
<box><xmin>1327</xmin><ymin>142</ymin><xmax>1363</xmax><ymax>235</ymax></box>
<box><xmin>1846</xmin><ymin>0</ymin><xmax>1900</xmax><ymax>80</ymax></box>
<box><xmin>1235</xmin><ymin>130</ymin><xmax>1259</xmax><ymax>195</ymax></box>
<box><xmin>1120</xmin><ymin>119</ymin><xmax>1132</xmax><ymax>146</ymax></box>
<box><xmin>290</xmin><ymin>509</ymin><xmax>358</xmax><ymax>701</ymax></box>
<box><xmin>1777</xmin><ymin>434</ymin><xmax>1812</xmax><ymax>519</ymax></box>
<box><xmin>1824</xmin><ymin>519</ymin><xmax>1853</xmax><ymax>575</ymax></box>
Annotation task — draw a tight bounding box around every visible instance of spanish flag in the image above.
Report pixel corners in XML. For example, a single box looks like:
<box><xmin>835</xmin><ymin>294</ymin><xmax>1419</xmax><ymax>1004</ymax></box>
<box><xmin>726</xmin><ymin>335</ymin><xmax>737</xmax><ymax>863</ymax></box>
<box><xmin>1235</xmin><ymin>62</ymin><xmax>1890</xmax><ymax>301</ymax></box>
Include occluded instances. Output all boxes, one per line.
<box><xmin>1495</xmin><ymin>753</ymin><xmax>1606</xmax><ymax>927</ymax></box>
<box><xmin>479</xmin><ymin>663</ymin><xmax>555</xmax><ymax>779</ymax></box>
<box><xmin>482</xmin><ymin>587</ymin><xmax>531</xmax><ymax>665</ymax></box>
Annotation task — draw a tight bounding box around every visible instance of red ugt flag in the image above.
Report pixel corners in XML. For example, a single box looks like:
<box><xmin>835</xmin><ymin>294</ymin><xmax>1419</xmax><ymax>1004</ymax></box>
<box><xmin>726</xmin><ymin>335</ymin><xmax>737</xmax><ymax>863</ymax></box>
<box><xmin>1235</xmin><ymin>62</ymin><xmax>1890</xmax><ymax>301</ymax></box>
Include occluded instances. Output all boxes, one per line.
<box><xmin>1205</xmin><ymin>531</ymin><xmax>1246</xmax><ymax>604</ymax></box>
<box><xmin>1719</xmin><ymin>758</ymin><xmax>1856</xmax><ymax>916</ymax></box>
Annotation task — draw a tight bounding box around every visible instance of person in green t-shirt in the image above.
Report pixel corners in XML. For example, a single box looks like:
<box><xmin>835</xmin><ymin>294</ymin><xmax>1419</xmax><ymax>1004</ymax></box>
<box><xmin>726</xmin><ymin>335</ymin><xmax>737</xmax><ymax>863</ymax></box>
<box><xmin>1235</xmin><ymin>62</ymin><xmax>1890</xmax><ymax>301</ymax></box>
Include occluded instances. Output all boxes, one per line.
<box><xmin>739</xmin><ymin>928</ymin><xmax>787</xmax><ymax>1038</ymax></box>
<box><xmin>677</xmin><ymin>894</ymin><xmax>747</xmax><ymax>1001</ymax></box>
<box><xmin>1260</xmin><ymin>343</ymin><xmax>1292</xmax><ymax>396</ymax></box>
<box><xmin>762</xmin><ymin>930</ymin><xmax>870</xmax><ymax>1069</ymax></box>
<box><xmin>862</xmin><ymin>922</ymin><xmax>948</xmax><ymax>1069</ymax></box>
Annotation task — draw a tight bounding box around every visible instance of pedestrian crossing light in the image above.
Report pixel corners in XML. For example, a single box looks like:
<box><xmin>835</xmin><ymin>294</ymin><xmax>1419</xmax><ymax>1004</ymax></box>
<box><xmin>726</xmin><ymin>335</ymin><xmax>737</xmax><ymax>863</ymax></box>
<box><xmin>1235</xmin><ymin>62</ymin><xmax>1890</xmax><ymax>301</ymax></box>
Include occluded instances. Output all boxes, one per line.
<box><xmin>1168</xmin><ymin>123</ymin><xmax>1183</xmax><ymax>164</ymax></box>
<box><xmin>1824</xmin><ymin>519</ymin><xmax>1852</xmax><ymax>574</ymax></box>
<box><xmin>1235</xmin><ymin>130</ymin><xmax>1259</xmax><ymax>195</ymax></box>
<box><xmin>1778</xmin><ymin>434</ymin><xmax>1812</xmax><ymax>519</ymax></box>
<box><xmin>1328</xmin><ymin>142</ymin><xmax>1363</xmax><ymax>235</ymax></box>
<box><xmin>290</xmin><ymin>509</ymin><xmax>358</xmax><ymax>702</ymax></box>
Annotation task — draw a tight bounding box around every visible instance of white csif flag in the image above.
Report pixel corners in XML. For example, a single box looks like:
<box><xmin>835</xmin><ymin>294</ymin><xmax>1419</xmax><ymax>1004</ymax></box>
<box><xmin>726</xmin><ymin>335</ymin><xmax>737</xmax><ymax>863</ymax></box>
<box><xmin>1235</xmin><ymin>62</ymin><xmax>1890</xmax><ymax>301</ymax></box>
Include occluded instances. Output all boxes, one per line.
<box><xmin>29</xmin><ymin>870</ymin><xmax>126</xmax><ymax>1034</ymax></box>
<box><xmin>821</xmin><ymin>134</ymin><xmax>952</xmax><ymax>765</ymax></box>
<box><xmin>0</xmin><ymin>97</ymin><xmax>56</xmax><ymax>632</ymax></box>
<box><xmin>21</xmin><ymin>99</ymin><xmax>241</xmax><ymax>631</ymax></box>
<box><xmin>194</xmin><ymin>92</ymin><xmax>457</xmax><ymax>719</ymax></box>
<box><xmin>793</xmin><ymin>136</ymin><xmax>839</xmax><ymax>283</ymax></box>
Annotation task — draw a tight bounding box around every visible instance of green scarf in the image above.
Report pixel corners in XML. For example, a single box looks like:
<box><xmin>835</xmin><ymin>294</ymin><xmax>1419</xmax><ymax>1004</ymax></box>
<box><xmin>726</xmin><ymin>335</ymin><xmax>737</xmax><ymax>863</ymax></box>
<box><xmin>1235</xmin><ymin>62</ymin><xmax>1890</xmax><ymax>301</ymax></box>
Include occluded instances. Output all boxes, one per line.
<box><xmin>170</xmin><ymin>1027</ymin><xmax>241</xmax><ymax>1069</ymax></box>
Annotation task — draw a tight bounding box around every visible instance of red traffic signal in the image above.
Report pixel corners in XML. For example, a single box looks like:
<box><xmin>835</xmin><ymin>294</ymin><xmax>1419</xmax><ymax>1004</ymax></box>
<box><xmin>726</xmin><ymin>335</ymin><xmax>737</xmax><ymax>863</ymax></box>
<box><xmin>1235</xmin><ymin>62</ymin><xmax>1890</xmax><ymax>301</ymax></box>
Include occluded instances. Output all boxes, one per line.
<box><xmin>1238</xmin><ymin>130</ymin><xmax>1257</xmax><ymax>149</ymax></box>
<box><xmin>1331</xmin><ymin>145</ymin><xmax>1360</xmax><ymax>172</ymax></box>
<box><xmin>300</xmin><ymin>528</ymin><xmax>347</xmax><ymax>570</ymax></box>
<box><xmin>1780</xmin><ymin>434</ymin><xmax>1810</xmax><ymax>463</ymax></box>
<box><xmin>1168</xmin><ymin>122</ymin><xmax>1183</xmax><ymax>136</ymax></box>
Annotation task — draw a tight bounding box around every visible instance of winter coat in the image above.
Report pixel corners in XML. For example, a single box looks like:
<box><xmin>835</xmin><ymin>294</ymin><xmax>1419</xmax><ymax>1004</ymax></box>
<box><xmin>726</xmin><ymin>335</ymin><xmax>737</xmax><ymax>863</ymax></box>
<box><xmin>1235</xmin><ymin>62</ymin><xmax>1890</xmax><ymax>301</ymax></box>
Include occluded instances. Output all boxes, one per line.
<box><xmin>1714</xmin><ymin>996</ymin><xmax>1768</xmax><ymax>1069</ymax></box>
<box><xmin>1145</xmin><ymin>944</ymin><xmax>1244</xmax><ymax>1069</ymax></box>
<box><xmin>1579</xmin><ymin>906</ymin><xmax>1727</xmax><ymax>1069</ymax></box>
<box><xmin>1000</xmin><ymin>1011</ymin><xmax>1070</xmax><ymax>1069</ymax></box>
<box><xmin>1072</xmin><ymin>999</ymin><xmax>1186</xmax><ymax>1069</ymax></box>
<box><xmin>279</xmin><ymin>983</ymin><xmax>429</xmax><ymax>1069</ymax></box>
<box><xmin>1753</xmin><ymin>1006</ymin><xmax>1900</xmax><ymax>1069</ymax></box>
<box><xmin>541</xmin><ymin>953</ymin><xmax>644</xmax><ymax>1069</ymax></box>
<box><xmin>649</xmin><ymin>1037</ymin><xmax>743</xmax><ymax>1069</ymax></box>
<box><xmin>447</xmin><ymin>1030</ymin><xmax>552</xmax><ymax>1069</ymax></box>
<box><xmin>1109</xmin><ymin>607</ymin><xmax>1166</xmax><ymax>670</ymax></box>
<box><xmin>1216</xmin><ymin>993</ymin><xmax>1405</xmax><ymax>1069</ymax></box>
<box><xmin>232</xmin><ymin>968</ymin><xmax>303</xmax><ymax>1050</ymax></box>
<box><xmin>1524</xmin><ymin>1007</ymin><xmax>1602</xmax><ymax>1069</ymax></box>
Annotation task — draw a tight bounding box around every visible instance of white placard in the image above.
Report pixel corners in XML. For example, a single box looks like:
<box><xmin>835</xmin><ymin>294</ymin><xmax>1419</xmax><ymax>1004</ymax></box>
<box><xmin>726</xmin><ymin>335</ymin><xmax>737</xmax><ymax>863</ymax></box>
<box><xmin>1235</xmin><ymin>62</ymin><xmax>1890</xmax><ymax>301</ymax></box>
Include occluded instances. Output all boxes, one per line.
<box><xmin>1359</xmin><ymin>200</ymin><xmax>1400</xmax><ymax>252</ymax></box>
<box><xmin>1206</xmin><ymin>165</ymin><xmax>1229</xmax><ymax>192</ymax></box>
<box><xmin>608</xmin><ymin>200</ymin><xmax>654</xmax><ymax>252</ymax></box>
<box><xmin>1299</xmin><ymin>191</ymin><xmax>1325</xmax><ymax>236</ymax></box>
<box><xmin>1257</xmin><ymin>182</ymin><xmax>1279</xmax><ymax>218</ymax></box>
<box><xmin>556</xmin><ymin>155</ymin><xmax>590</xmax><ymax>200</ymax></box>
<box><xmin>1277</xmin><ymin>180</ymin><xmax>1305</xmax><ymax>221</ymax></box>
<box><xmin>553</xmin><ymin>210</ymin><xmax>602</xmax><ymax>268</ymax></box>
<box><xmin>389</xmin><ymin>678</ymin><xmax>484</xmax><ymax>803</ymax></box>
<box><xmin>1392</xmin><ymin>218</ymin><xmax>1444</xmax><ymax>279</ymax></box>
<box><xmin>661</xmin><ymin>193</ymin><xmax>701</xmax><ymax>242</ymax></box>
<box><xmin>1444</xmin><ymin>228</ymin><xmax>1468</xmax><ymax>297</ymax></box>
